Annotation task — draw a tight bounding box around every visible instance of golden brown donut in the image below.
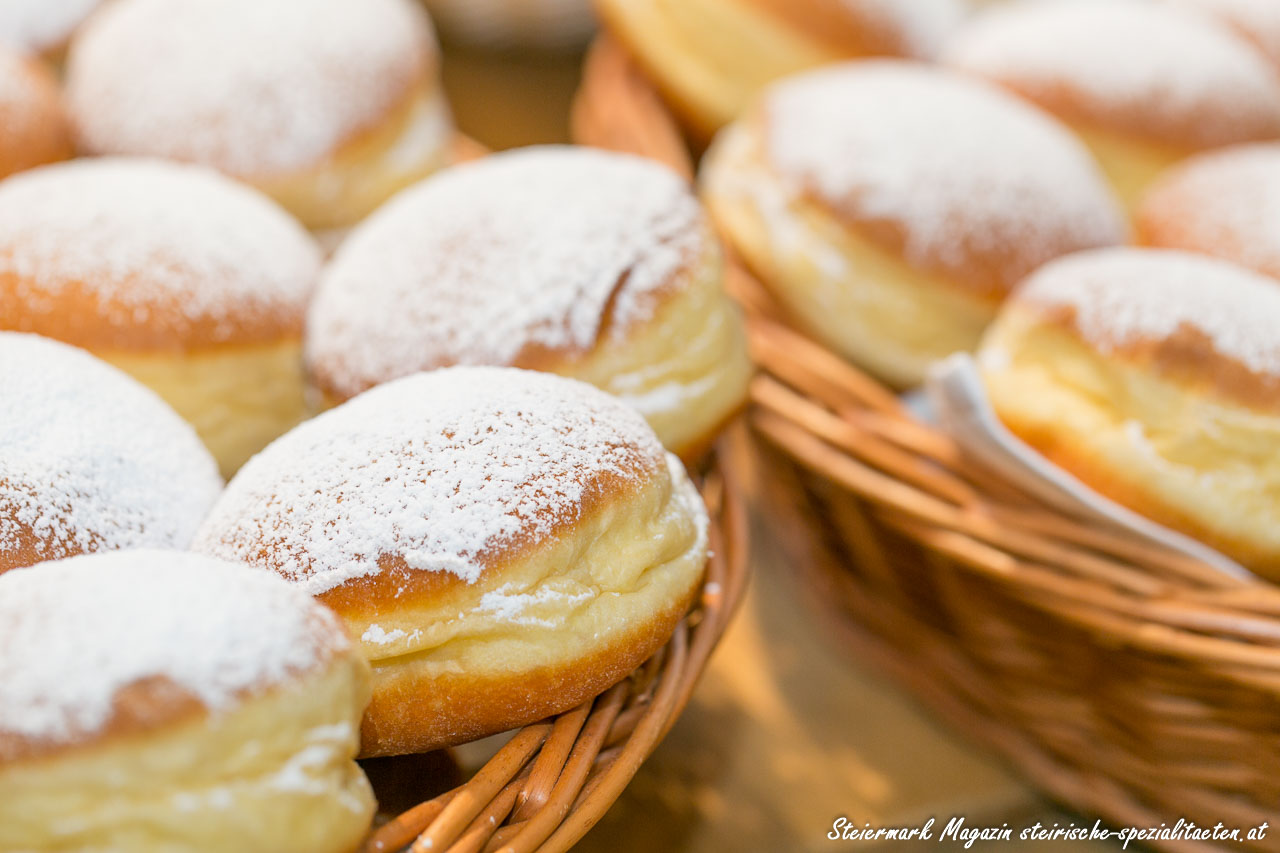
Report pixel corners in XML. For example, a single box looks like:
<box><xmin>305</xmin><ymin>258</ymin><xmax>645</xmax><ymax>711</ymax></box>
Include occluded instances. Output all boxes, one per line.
<box><xmin>1137</xmin><ymin>143</ymin><xmax>1280</xmax><ymax>281</ymax></box>
<box><xmin>0</xmin><ymin>332</ymin><xmax>221</xmax><ymax>574</ymax></box>
<box><xmin>979</xmin><ymin>248</ymin><xmax>1280</xmax><ymax>578</ymax></box>
<box><xmin>594</xmin><ymin>0</ymin><xmax>965</xmax><ymax>136</ymax></box>
<box><xmin>0</xmin><ymin>549</ymin><xmax>374</xmax><ymax>853</ymax></box>
<box><xmin>305</xmin><ymin>146</ymin><xmax>751</xmax><ymax>461</ymax></box>
<box><xmin>66</xmin><ymin>0</ymin><xmax>454</xmax><ymax>234</ymax></box>
<box><xmin>194</xmin><ymin>366</ymin><xmax>710</xmax><ymax>756</ymax></box>
<box><xmin>0</xmin><ymin>48</ymin><xmax>72</xmax><ymax>179</ymax></box>
<box><xmin>0</xmin><ymin>0</ymin><xmax>103</xmax><ymax>58</ymax></box>
<box><xmin>700</xmin><ymin>61</ymin><xmax>1126</xmax><ymax>387</ymax></box>
<box><xmin>0</xmin><ymin>157</ymin><xmax>323</xmax><ymax>477</ymax></box>
<box><xmin>943</xmin><ymin>0</ymin><xmax>1280</xmax><ymax>207</ymax></box>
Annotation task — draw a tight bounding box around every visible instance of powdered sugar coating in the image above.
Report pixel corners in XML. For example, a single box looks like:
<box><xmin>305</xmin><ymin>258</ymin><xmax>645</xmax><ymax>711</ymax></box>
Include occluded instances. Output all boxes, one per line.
<box><xmin>1167</xmin><ymin>0</ymin><xmax>1280</xmax><ymax>65</ymax></box>
<box><xmin>945</xmin><ymin>1</ymin><xmax>1280</xmax><ymax>148</ymax></box>
<box><xmin>66</xmin><ymin>0</ymin><xmax>436</xmax><ymax>177</ymax></box>
<box><xmin>1014</xmin><ymin>248</ymin><xmax>1280</xmax><ymax>378</ymax></box>
<box><xmin>0</xmin><ymin>550</ymin><xmax>348</xmax><ymax>746</ymax></box>
<box><xmin>760</xmin><ymin>61</ymin><xmax>1126</xmax><ymax>292</ymax></box>
<box><xmin>1139</xmin><ymin>144</ymin><xmax>1280</xmax><ymax>280</ymax></box>
<box><xmin>0</xmin><ymin>334</ymin><xmax>221</xmax><ymax>568</ymax></box>
<box><xmin>194</xmin><ymin>367</ymin><xmax>668</xmax><ymax>595</ymax></box>
<box><xmin>0</xmin><ymin>0</ymin><xmax>100</xmax><ymax>54</ymax></box>
<box><xmin>307</xmin><ymin>147</ymin><xmax>706</xmax><ymax>399</ymax></box>
<box><xmin>0</xmin><ymin>158</ymin><xmax>321</xmax><ymax>347</ymax></box>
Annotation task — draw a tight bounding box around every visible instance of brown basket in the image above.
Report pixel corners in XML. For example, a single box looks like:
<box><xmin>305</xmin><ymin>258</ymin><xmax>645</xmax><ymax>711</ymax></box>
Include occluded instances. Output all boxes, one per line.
<box><xmin>362</xmin><ymin>455</ymin><xmax>749</xmax><ymax>853</ymax></box>
<box><xmin>573</xmin><ymin>34</ymin><xmax>1280</xmax><ymax>851</ymax></box>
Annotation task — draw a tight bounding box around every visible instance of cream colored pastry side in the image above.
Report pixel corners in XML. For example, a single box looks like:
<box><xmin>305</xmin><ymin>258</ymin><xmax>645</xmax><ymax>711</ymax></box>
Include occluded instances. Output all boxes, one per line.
<box><xmin>258</xmin><ymin>82</ymin><xmax>454</xmax><ymax>232</ymax></box>
<box><xmin>0</xmin><ymin>656</ymin><xmax>374</xmax><ymax>853</ymax></box>
<box><xmin>558</xmin><ymin>237</ymin><xmax>751</xmax><ymax>458</ymax></box>
<box><xmin>979</xmin><ymin>307</ymin><xmax>1280</xmax><ymax>576</ymax></box>
<box><xmin>701</xmin><ymin>118</ymin><xmax>997</xmax><ymax>388</ymax></box>
<box><xmin>99</xmin><ymin>339</ymin><xmax>308</xmax><ymax>478</ymax></box>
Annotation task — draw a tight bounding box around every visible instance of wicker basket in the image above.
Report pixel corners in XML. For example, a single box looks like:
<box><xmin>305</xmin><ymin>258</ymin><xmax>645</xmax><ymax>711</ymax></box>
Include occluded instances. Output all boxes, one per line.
<box><xmin>361</xmin><ymin>457</ymin><xmax>748</xmax><ymax>853</ymax></box>
<box><xmin>573</xmin><ymin>34</ymin><xmax>1280</xmax><ymax>850</ymax></box>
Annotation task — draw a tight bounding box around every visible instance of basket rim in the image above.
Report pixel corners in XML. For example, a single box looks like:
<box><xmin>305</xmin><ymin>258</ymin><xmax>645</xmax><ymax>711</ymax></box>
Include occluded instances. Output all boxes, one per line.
<box><xmin>361</xmin><ymin>442</ymin><xmax>751</xmax><ymax>853</ymax></box>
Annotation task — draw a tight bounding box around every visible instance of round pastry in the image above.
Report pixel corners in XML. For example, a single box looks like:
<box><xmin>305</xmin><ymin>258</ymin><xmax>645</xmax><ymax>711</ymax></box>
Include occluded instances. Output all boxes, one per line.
<box><xmin>306</xmin><ymin>146</ymin><xmax>751</xmax><ymax>461</ymax></box>
<box><xmin>978</xmin><ymin>248</ymin><xmax>1280</xmax><ymax>578</ymax></box>
<box><xmin>421</xmin><ymin>0</ymin><xmax>596</xmax><ymax>48</ymax></box>
<box><xmin>0</xmin><ymin>157</ymin><xmax>323</xmax><ymax>477</ymax></box>
<box><xmin>194</xmin><ymin>366</ymin><xmax>710</xmax><ymax>756</ymax></box>
<box><xmin>595</xmin><ymin>0</ymin><xmax>965</xmax><ymax>136</ymax></box>
<box><xmin>700</xmin><ymin>61</ymin><xmax>1126</xmax><ymax>388</ymax></box>
<box><xmin>0</xmin><ymin>333</ymin><xmax>221</xmax><ymax>574</ymax></box>
<box><xmin>1165</xmin><ymin>0</ymin><xmax>1280</xmax><ymax>67</ymax></box>
<box><xmin>0</xmin><ymin>549</ymin><xmax>374</xmax><ymax>853</ymax></box>
<box><xmin>943</xmin><ymin>0</ymin><xmax>1280</xmax><ymax>206</ymax></box>
<box><xmin>65</xmin><ymin>0</ymin><xmax>454</xmax><ymax>234</ymax></box>
<box><xmin>0</xmin><ymin>0</ymin><xmax>102</xmax><ymax>58</ymax></box>
<box><xmin>0</xmin><ymin>48</ymin><xmax>72</xmax><ymax>179</ymax></box>
<box><xmin>1137</xmin><ymin>143</ymin><xmax>1280</xmax><ymax>281</ymax></box>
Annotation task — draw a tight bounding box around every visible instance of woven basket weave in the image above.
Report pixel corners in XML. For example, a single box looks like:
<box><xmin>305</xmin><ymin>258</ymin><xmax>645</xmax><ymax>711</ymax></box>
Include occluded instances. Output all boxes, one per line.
<box><xmin>573</xmin><ymin>34</ymin><xmax>1280</xmax><ymax>851</ymax></box>
<box><xmin>362</xmin><ymin>458</ymin><xmax>748</xmax><ymax>853</ymax></box>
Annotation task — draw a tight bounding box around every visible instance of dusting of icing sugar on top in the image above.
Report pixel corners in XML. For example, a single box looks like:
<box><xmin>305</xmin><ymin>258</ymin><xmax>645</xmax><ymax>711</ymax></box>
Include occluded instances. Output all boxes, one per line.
<box><xmin>476</xmin><ymin>583</ymin><xmax>595</xmax><ymax>628</ymax></box>
<box><xmin>1014</xmin><ymin>248</ymin><xmax>1280</xmax><ymax>378</ymax></box>
<box><xmin>0</xmin><ymin>549</ymin><xmax>348</xmax><ymax>747</ymax></box>
<box><xmin>1168</xmin><ymin>0</ymin><xmax>1280</xmax><ymax>65</ymax></box>
<box><xmin>0</xmin><ymin>0</ymin><xmax>101</xmax><ymax>54</ymax></box>
<box><xmin>761</xmin><ymin>61</ymin><xmax>1126</xmax><ymax>290</ymax></box>
<box><xmin>0</xmin><ymin>158</ymin><xmax>321</xmax><ymax>346</ymax></box>
<box><xmin>0</xmin><ymin>333</ymin><xmax>222</xmax><ymax>568</ymax></box>
<box><xmin>944</xmin><ymin>1</ymin><xmax>1280</xmax><ymax>148</ymax></box>
<box><xmin>66</xmin><ymin>0</ymin><xmax>436</xmax><ymax>177</ymax></box>
<box><xmin>306</xmin><ymin>146</ymin><xmax>706</xmax><ymax>399</ymax></box>
<box><xmin>1139</xmin><ymin>144</ymin><xmax>1280</xmax><ymax>279</ymax></box>
<box><xmin>193</xmin><ymin>366</ymin><xmax>668</xmax><ymax>595</ymax></box>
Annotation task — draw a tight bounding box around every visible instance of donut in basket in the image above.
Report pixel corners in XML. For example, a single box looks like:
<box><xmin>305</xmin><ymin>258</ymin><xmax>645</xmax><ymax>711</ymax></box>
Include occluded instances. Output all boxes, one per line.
<box><xmin>942</xmin><ymin>0</ymin><xmax>1280</xmax><ymax>207</ymax></box>
<box><xmin>65</xmin><ymin>0</ymin><xmax>455</xmax><ymax>234</ymax></box>
<box><xmin>305</xmin><ymin>145</ymin><xmax>752</xmax><ymax>462</ymax></box>
<box><xmin>699</xmin><ymin>60</ymin><xmax>1126</xmax><ymax>388</ymax></box>
<box><xmin>0</xmin><ymin>550</ymin><xmax>374</xmax><ymax>853</ymax></box>
<box><xmin>194</xmin><ymin>366</ymin><xmax>711</xmax><ymax>757</ymax></box>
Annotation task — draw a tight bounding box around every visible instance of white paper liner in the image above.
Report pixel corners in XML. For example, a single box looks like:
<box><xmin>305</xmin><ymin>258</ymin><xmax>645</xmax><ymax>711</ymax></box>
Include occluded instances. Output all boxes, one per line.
<box><xmin>923</xmin><ymin>353</ymin><xmax>1254</xmax><ymax>582</ymax></box>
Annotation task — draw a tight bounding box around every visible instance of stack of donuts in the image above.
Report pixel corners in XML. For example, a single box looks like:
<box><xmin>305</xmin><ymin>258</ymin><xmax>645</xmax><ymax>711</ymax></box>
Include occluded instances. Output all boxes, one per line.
<box><xmin>595</xmin><ymin>0</ymin><xmax>1280</xmax><ymax>578</ymax></box>
<box><xmin>0</xmin><ymin>0</ymin><xmax>751</xmax><ymax>849</ymax></box>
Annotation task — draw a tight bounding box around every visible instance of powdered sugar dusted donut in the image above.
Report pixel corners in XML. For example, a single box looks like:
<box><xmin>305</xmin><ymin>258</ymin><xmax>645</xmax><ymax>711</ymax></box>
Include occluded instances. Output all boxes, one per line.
<box><xmin>195</xmin><ymin>366</ymin><xmax>709</xmax><ymax>756</ymax></box>
<box><xmin>0</xmin><ymin>157</ymin><xmax>322</xmax><ymax>476</ymax></box>
<box><xmin>306</xmin><ymin>146</ymin><xmax>751</xmax><ymax>460</ymax></box>
<box><xmin>701</xmin><ymin>60</ymin><xmax>1125</xmax><ymax>387</ymax></box>
<box><xmin>596</xmin><ymin>0</ymin><xmax>965</xmax><ymax>135</ymax></box>
<box><xmin>0</xmin><ymin>48</ymin><xmax>71</xmax><ymax>179</ymax></box>
<box><xmin>944</xmin><ymin>0</ymin><xmax>1280</xmax><ymax>204</ymax></box>
<box><xmin>0</xmin><ymin>333</ymin><xmax>220</xmax><ymax>574</ymax></box>
<box><xmin>979</xmin><ymin>248</ymin><xmax>1280</xmax><ymax>578</ymax></box>
<box><xmin>66</xmin><ymin>0</ymin><xmax>455</xmax><ymax>230</ymax></box>
<box><xmin>1137</xmin><ymin>143</ymin><xmax>1280</xmax><ymax>281</ymax></box>
<box><xmin>0</xmin><ymin>549</ymin><xmax>374</xmax><ymax>853</ymax></box>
